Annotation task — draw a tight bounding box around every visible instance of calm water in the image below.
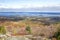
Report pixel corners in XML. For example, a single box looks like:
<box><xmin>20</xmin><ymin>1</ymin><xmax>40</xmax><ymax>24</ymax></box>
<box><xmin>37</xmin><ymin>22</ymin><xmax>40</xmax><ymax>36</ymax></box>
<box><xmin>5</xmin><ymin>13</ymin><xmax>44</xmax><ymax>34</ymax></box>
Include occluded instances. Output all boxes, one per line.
<box><xmin>0</xmin><ymin>12</ymin><xmax>60</xmax><ymax>17</ymax></box>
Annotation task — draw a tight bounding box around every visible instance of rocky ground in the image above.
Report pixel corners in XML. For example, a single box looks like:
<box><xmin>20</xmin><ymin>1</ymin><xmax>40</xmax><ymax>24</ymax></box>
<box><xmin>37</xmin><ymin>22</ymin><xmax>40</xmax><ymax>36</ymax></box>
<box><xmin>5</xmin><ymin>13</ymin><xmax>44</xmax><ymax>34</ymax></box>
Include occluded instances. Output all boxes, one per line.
<box><xmin>0</xmin><ymin>35</ymin><xmax>51</xmax><ymax>40</ymax></box>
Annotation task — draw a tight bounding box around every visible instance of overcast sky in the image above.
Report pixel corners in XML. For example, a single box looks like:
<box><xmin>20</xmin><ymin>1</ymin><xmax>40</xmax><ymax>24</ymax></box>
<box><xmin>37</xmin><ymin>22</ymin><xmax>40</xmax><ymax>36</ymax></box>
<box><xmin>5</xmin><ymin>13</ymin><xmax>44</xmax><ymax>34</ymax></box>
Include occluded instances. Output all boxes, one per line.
<box><xmin>0</xmin><ymin>0</ymin><xmax>60</xmax><ymax>12</ymax></box>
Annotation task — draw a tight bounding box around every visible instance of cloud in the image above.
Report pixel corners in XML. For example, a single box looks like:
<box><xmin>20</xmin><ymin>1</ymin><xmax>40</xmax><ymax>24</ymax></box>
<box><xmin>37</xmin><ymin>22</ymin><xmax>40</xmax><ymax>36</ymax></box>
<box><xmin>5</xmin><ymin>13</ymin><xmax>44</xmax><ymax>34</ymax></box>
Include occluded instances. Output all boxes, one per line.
<box><xmin>0</xmin><ymin>3</ymin><xmax>60</xmax><ymax>9</ymax></box>
<box><xmin>0</xmin><ymin>3</ymin><xmax>60</xmax><ymax>12</ymax></box>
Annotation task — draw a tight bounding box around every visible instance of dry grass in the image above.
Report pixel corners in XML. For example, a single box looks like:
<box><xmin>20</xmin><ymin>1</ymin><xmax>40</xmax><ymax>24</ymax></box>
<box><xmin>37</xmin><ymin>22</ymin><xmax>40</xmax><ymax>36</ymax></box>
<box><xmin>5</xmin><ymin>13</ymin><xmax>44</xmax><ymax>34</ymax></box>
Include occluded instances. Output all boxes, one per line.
<box><xmin>0</xmin><ymin>19</ymin><xmax>60</xmax><ymax>37</ymax></box>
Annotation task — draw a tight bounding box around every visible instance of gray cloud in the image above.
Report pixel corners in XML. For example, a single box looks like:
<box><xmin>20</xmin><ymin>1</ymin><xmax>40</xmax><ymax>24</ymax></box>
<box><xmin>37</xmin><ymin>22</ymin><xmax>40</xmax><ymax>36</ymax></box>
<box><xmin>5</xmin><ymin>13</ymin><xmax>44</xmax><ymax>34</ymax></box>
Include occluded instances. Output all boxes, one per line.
<box><xmin>0</xmin><ymin>6</ymin><xmax>60</xmax><ymax>12</ymax></box>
